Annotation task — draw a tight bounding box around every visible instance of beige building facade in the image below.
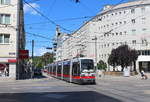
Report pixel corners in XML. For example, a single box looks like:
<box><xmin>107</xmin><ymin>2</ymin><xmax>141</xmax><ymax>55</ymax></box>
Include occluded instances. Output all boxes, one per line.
<box><xmin>0</xmin><ymin>0</ymin><xmax>25</xmax><ymax>79</ymax></box>
<box><xmin>54</xmin><ymin>0</ymin><xmax>150</xmax><ymax>72</ymax></box>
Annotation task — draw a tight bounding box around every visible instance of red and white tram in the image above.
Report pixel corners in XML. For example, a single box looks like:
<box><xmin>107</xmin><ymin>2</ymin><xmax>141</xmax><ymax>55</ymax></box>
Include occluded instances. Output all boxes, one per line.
<box><xmin>46</xmin><ymin>57</ymin><xmax>96</xmax><ymax>84</ymax></box>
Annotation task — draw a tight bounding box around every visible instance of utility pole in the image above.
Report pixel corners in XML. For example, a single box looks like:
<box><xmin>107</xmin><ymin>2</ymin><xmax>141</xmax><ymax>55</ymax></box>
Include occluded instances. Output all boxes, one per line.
<box><xmin>92</xmin><ymin>36</ymin><xmax>97</xmax><ymax>72</ymax></box>
<box><xmin>31</xmin><ymin>40</ymin><xmax>34</xmax><ymax>78</ymax></box>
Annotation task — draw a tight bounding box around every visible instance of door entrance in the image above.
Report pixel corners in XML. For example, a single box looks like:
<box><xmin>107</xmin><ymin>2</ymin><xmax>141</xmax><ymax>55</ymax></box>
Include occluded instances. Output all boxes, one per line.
<box><xmin>139</xmin><ymin>61</ymin><xmax>150</xmax><ymax>72</ymax></box>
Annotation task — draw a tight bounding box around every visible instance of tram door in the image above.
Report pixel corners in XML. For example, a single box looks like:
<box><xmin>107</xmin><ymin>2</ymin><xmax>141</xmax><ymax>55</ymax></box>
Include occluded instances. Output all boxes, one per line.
<box><xmin>72</xmin><ymin>61</ymin><xmax>80</xmax><ymax>80</ymax></box>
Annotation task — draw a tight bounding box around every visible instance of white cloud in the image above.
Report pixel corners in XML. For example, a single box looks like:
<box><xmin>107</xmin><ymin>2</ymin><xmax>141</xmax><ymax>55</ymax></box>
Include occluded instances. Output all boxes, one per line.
<box><xmin>35</xmin><ymin>48</ymin><xmax>51</xmax><ymax>56</ymax></box>
<box><xmin>24</xmin><ymin>3</ymin><xmax>40</xmax><ymax>15</ymax></box>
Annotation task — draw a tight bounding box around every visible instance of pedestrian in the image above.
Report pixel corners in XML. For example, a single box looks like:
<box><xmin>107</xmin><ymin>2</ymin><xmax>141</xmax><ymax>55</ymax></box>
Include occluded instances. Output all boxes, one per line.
<box><xmin>140</xmin><ymin>70</ymin><xmax>148</xmax><ymax>80</ymax></box>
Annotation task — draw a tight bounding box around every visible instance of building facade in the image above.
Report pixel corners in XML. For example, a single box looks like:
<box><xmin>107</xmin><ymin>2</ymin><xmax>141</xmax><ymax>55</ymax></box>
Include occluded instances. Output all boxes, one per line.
<box><xmin>0</xmin><ymin>0</ymin><xmax>25</xmax><ymax>79</ymax></box>
<box><xmin>54</xmin><ymin>0</ymin><xmax>150</xmax><ymax>72</ymax></box>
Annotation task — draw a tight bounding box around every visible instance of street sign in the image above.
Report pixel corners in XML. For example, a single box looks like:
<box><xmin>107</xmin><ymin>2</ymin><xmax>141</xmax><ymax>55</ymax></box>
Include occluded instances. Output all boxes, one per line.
<box><xmin>8</xmin><ymin>59</ymin><xmax>17</xmax><ymax>63</ymax></box>
<box><xmin>19</xmin><ymin>50</ymin><xmax>29</xmax><ymax>59</ymax></box>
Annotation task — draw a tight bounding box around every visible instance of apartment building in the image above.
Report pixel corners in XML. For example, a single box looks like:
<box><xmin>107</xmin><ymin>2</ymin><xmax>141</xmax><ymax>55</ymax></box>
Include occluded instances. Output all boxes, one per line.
<box><xmin>0</xmin><ymin>0</ymin><xmax>25</xmax><ymax>79</ymax></box>
<box><xmin>54</xmin><ymin>0</ymin><xmax>150</xmax><ymax>72</ymax></box>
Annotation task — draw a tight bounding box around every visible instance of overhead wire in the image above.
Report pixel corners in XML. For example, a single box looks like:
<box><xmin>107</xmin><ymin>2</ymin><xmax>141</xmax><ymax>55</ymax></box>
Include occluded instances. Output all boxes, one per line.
<box><xmin>25</xmin><ymin>16</ymin><xmax>93</xmax><ymax>25</ymax></box>
<box><xmin>23</xmin><ymin>0</ymin><xmax>72</xmax><ymax>32</ymax></box>
<box><xmin>26</xmin><ymin>32</ymin><xmax>52</xmax><ymax>40</ymax></box>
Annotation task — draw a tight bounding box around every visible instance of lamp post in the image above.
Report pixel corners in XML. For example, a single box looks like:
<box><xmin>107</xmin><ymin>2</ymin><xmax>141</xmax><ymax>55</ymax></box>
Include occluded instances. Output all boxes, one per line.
<box><xmin>76</xmin><ymin>44</ymin><xmax>86</xmax><ymax>57</ymax></box>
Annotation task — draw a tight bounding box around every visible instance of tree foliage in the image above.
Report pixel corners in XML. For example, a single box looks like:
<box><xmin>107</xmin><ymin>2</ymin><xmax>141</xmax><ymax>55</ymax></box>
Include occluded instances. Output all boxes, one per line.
<box><xmin>108</xmin><ymin>49</ymin><xmax>118</xmax><ymax>71</ymax></box>
<box><xmin>97</xmin><ymin>60</ymin><xmax>107</xmax><ymax>71</ymax></box>
<box><xmin>42</xmin><ymin>52</ymin><xmax>54</xmax><ymax>65</ymax></box>
<box><xmin>108</xmin><ymin>45</ymin><xmax>138</xmax><ymax>71</ymax></box>
<box><xmin>32</xmin><ymin>52</ymin><xmax>54</xmax><ymax>69</ymax></box>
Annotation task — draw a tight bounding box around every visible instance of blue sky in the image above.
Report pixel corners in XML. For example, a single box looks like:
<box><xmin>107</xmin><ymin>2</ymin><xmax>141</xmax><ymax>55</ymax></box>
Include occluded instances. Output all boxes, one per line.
<box><xmin>24</xmin><ymin>0</ymin><xmax>129</xmax><ymax>56</ymax></box>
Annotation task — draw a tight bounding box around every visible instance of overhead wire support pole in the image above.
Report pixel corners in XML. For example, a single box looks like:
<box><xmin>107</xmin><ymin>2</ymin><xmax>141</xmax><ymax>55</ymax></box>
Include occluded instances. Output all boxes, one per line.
<box><xmin>31</xmin><ymin>40</ymin><xmax>34</xmax><ymax>78</ymax></box>
<box><xmin>92</xmin><ymin>36</ymin><xmax>97</xmax><ymax>73</ymax></box>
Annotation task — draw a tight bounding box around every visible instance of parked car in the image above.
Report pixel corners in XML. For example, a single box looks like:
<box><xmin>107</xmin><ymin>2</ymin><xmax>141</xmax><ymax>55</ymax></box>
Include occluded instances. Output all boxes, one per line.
<box><xmin>34</xmin><ymin>68</ymin><xmax>42</xmax><ymax>76</ymax></box>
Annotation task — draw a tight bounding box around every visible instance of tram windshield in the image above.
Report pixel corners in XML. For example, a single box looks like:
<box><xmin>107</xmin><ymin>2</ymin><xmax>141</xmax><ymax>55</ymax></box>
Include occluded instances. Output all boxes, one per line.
<box><xmin>81</xmin><ymin>59</ymin><xmax>94</xmax><ymax>71</ymax></box>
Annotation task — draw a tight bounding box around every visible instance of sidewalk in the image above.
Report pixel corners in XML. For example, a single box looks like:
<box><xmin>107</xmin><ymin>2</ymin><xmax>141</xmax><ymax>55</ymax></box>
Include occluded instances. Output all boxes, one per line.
<box><xmin>0</xmin><ymin>77</ymin><xmax>16</xmax><ymax>82</ymax></box>
<box><xmin>96</xmin><ymin>73</ymin><xmax>150</xmax><ymax>82</ymax></box>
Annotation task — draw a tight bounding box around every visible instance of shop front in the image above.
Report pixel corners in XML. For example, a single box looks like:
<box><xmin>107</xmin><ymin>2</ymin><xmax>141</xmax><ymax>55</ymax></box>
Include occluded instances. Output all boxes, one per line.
<box><xmin>137</xmin><ymin>56</ymin><xmax>150</xmax><ymax>73</ymax></box>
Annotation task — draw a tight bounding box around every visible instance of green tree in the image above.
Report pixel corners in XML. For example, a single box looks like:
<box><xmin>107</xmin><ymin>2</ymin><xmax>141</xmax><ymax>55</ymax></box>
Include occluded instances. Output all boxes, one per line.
<box><xmin>108</xmin><ymin>45</ymin><xmax>138</xmax><ymax>72</ymax></box>
<box><xmin>42</xmin><ymin>52</ymin><xmax>54</xmax><ymax>65</ymax></box>
<box><xmin>97</xmin><ymin>60</ymin><xmax>107</xmax><ymax>71</ymax></box>
<box><xmin>108</xmin><ymin>49</ymin><xmax>118</xmax><ymax>71</ymax></box>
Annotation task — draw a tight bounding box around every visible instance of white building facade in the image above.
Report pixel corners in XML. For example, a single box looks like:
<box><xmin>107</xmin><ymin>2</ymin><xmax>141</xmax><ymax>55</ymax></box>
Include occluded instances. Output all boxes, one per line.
<box><xmin>0</xmin><ymin>0</ymin><xmax>25</xmax><ymax>79</ymax></box>
<box><xmin>54</xmin><ymin>0</ymin><xmax>150</xmax><ymax>72</ymax></box>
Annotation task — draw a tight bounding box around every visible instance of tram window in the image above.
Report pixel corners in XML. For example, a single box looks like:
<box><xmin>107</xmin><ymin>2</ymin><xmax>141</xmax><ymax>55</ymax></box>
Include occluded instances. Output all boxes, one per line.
<box><xmin>148</xmin><ymin>50</ymin><xmax>150</xmax><ymax>55</ymax></box>
<box><xmin>81</xmin><ymin>59</ymin><xmax>94</xmax><ymax>71</ymax></box>
<box><xmin>63</xmin><ymin>61</ymin><xmax>70</xmax><ymax>75</ymax></box>
<box><xmin>72</xmin><ymin>62</ymin><xmax>80</xmax><ymax>76</ymax></box>
<box><xmin>57</xmin><ymin>64</ymin><xmax>62</xmax><ymax>74</ymax></box>
<box><xmin>53</xmin><ymin>65</ymin><xmax>56</xmax><ymax>73</ymax></box>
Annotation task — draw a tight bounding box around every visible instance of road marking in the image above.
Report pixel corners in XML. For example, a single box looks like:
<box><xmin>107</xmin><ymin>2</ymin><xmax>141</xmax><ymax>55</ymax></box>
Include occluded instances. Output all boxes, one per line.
<box><xmin>43</xmin><ymin>94</ymin><xmax>67</xmax><ymax>99</ymax></box>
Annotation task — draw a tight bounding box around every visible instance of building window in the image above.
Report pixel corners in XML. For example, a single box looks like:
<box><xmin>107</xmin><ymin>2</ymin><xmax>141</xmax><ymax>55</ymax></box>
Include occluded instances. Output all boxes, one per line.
<box><xmin>132</xmin><ymin>29</ymin><xmax>136</xmax><ymax>35</ymax></box>
<box><xmin>107</xmin><ymin>24</ymin><xmax>109</xmax><ymax>28</ymax></box>
<box><xmin>141</xmin><ymin>7</ymin><xmax>145</xmax><ymax>13</ymax></box>
<box><xmin>98</xmin><ymin>18</ymin><xmax>102</xmax><ymax>21</ymax></box>
<box><xmin>119</xmin><ymin>12</ymin><xmax>121</xmax><ymax>14</ymax></box>
<box><xmin>124</xmin><ymin>21</ymin><xmax>126</xmax><ymax>24</ymax></box>
<box><xmin>0</xmin><ymin>34</ymin><xmax>10</xmax><ymax>44</ymax></box>
<box><xmin>120</xmin><ymin>32</ymin><xmax>122</xmax><ymax>35</ymax></box>
<box><xmin>142</xmin><ymin>28</ymin><xmax>147</xmax><ymax>31</ymax></box>
<box><xmin>0</xmin><ymin>0</ymin><xmax>10</xmax><ymax>5</ymax></box>
<box><xmin>131</xmin><ymin>19</ymin><xmax>135</xmax><ymax>24</ymax></box>
<box><xmin>124</xmin><ymin>31</ymin><xmax>127</xmax><ymax>35</ymax></box>
<box><xmin>131</xmin><ymin>8</ymin><xmax>135</xmax><ymax>13</ymax></box>
<box><xmin>0</xmin><ymin>14</ymin><xmax>10</xmax><ymax>24</ymax></box>
<box><xmin>142</xmin><ymin>17</ymin><xmax>146</xmax><ymax>24</ymax></box>
<box><xmin>116</xmin><ymin>32</ymin><xmax>118</xmax><ymax>35</ymax></box>
<box><xmin>132</xmin><ymin>40</ymin><xmax>136</xmax><ymax>45</ymax></box>
<box><xmin>107</xmin><ymin>44</ymin><xmax>109</xmax><ymax>47</ymax></box>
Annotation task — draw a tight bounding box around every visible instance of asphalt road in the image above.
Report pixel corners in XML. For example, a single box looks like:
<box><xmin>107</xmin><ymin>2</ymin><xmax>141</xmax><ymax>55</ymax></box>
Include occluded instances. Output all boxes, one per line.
<box><xmin>0</xmin><ymin>74</ymin><xmax>150</xmax><ymax>102</ymax></box>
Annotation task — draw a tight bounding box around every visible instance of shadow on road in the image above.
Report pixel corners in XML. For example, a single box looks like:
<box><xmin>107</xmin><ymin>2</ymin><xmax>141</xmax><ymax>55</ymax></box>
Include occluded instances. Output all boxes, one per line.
<box><xmin>33</xmin><ymin>75</ymin><xmax>47</xmax><ymax>79</ymax></box>
<box><xmin>0</xmin><ymin>91</ymin><xmax>122</xmax><ymax>102</ymax></box>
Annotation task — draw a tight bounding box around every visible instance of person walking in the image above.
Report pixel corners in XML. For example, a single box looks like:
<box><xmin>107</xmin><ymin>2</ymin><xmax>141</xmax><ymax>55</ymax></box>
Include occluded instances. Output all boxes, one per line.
<box><xmin>140</xmin><ymin>70</ymin><xmax>148</xmax><ymax>80</ymax></box>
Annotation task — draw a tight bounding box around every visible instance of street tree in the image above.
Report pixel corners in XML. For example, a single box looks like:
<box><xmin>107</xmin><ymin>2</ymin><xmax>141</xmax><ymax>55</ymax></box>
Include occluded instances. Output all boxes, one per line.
<box><xmin>108</xmin><ymin>45</ymin><xmax>138</xmax><ymax>72</ymax></box>
<box><xmin>129</xmin><ymin>49</ymin><xmax>138</xmax><ymax>72</ymax></box>
<box><xmin>108</xmin><ymin>49</ymin><xmax>118</xmax><ymax>71</ymax></box>
<box><xmin>42</xmin><ymin>52</ymin><xmax>54</xmax><ymax>65</ymax></box>
<box><xmin>97</xmin><ymin>60</ymin><xmax>107</xmax><ymax>71</ymax></box>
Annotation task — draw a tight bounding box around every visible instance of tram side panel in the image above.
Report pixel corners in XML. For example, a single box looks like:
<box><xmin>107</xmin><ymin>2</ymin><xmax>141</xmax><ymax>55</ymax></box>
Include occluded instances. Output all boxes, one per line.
<box><xmin>63</xmin><ymin>61</ymin><xmax>70</xmax><ymax>82</ymax></box>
